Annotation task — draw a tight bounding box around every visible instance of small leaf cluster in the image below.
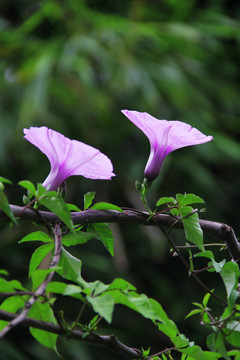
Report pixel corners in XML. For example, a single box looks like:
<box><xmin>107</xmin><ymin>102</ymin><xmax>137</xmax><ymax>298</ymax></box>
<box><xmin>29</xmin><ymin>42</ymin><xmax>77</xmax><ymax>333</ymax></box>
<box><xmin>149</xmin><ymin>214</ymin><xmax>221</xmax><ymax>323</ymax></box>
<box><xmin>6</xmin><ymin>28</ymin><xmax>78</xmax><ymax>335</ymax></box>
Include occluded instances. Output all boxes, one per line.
<box><xmin>156</xmin><ymin>193</ymin><xmax>205</xmax><ymax>251</ymax></box>
<box><xmin>0</xmin><ymin>177</ymin><xmax>17</xmax><ymax>224</ymax></box>
<box><xmin>181</xmin><ymin>244</ymin><xmax>240</xmax><ymax>358</ymax></box>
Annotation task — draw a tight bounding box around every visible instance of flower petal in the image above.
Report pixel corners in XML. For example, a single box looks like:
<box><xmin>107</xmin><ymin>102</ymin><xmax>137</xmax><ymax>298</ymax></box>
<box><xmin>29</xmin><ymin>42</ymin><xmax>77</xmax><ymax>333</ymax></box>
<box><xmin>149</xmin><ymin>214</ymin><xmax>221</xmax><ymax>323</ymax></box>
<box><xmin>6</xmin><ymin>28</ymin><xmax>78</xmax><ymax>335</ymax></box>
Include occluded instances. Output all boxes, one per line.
<box><xmin>121</xmin><ymin>110</ymin><xmax>213</xmax><ymax>181</ymax></box>
<box><xmin>144</xmin><ymin>125</ymin><xmax>172</xmax><ymax>181</ymax></box>
<box><xmin>166</xmin><ymin>120</ymin><xmax>213</xmax><ymax>154</ymax></box>
<box><xmin>24</xmin><ymin>127</ymin><xmax>115</xmax><ymax>190</ymax></box>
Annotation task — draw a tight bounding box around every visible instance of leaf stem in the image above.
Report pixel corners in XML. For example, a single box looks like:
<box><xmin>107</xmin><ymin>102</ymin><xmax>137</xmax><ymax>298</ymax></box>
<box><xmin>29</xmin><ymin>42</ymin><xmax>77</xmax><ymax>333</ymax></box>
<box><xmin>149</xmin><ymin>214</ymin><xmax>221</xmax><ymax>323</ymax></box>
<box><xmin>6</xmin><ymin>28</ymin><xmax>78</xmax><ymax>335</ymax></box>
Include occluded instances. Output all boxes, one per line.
<box><xmin>71</xmin><ymin>301</ymin><xmax>87</xmax><ymax>332</ymax></box>
<box><xmin>146</xmin><ymin>346</ymin><xmax>177</xmax><ymax>359</ymax></box>
<box><xmin>201</xmin><ymin>310</ymin><xmax>236</xmax><ymax>327</ymax></box>
<box><xmin>140</xmin><ymin>191</ymin><xmax>152</xmax><ymax>215</ymax></box>
<box><xmin>139</xmin><ymin>179</ymin><xmax>152</xmax><ymax>215</ymax></box>
<box><xmin>192</xmin><ymin>265</ymin><xmax>213</xmax><ymax>274</ymax></box>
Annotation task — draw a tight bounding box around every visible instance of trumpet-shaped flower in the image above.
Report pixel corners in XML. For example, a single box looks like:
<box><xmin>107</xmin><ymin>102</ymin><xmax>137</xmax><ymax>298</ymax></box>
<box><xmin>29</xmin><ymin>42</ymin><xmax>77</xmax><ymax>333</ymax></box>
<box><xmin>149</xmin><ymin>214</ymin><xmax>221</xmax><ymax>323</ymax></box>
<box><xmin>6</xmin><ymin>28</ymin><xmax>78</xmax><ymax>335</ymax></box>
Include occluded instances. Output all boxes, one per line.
<box><xmin>24</xmin><ymin>127</ymin><xmax>115</xmax><ymax>191</ymax></box>
<box><xmin>121</xmin><ymin>110</ymin><xmax>213</xmax><ymax>181</ymax></box>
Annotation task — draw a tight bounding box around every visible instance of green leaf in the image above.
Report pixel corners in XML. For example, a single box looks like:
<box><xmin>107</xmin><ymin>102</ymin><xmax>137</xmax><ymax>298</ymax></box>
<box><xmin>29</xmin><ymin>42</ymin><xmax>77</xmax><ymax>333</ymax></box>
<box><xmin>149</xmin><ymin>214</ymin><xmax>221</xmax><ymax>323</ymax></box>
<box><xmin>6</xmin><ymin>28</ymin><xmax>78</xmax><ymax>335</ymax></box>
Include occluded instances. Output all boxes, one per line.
<box><xmin>156</xmin><ymin>196</ymin><xmax>177</xmax><ymax>207</ymax></box>
<box><xmin>194</xmin><ymin>250</ymin><xmax>214</xmax><ymax>260</ymax></box>
<box><xmin>8</xmin><ymin>280</ymin><xmax>26</xmax><ymax>291</ymax></box>
<box><xmin>81</xmin><ymin>280</ymin><xmax>108</xmax><ymax>296</ymax></box>
<box><xmin>28</xmin><ymin>243</ymin><xmax>54</xmax><ymax>278</ymax></box>
<box><xmin>0</xmin><ymin>278</ymin><xmax>26</xmax><ymax>293</ymax></box>
<box><xmin>141</xmin><ymin>347</ymin><xmax>151</xmax><ymax>356</ymax></box>
<box><xmin>23</xmin><ymin>194</ymin><xmax>30</xmax><ymax>205</ymax></box>
<box><xmin>170</xmin><ymin>208</ymin><xmax>179</xmax><ymax>216</ymax></box>
<box><xmin>176</xmin><ymin>193</ymin><xmax>205</xmax><ymax>206</ymax></box>
<box><xmin>110</xmin><ymin>291</ymin><xmax>175</xmax><ymax>327</ymax></box>
<box><xmin>31</xmin><ymin>268</ymin><xmax>57</xmax><ymax>290</ymax></box>
<box><xmin>84</xmin><ymin>191</ymin><xmax>95</xmax><ymax>210</ymax></box>
<box><xmin>36</xmin><ymin>183</ymin><xmax>47</xmax><ymax>198</ymax></box>
<box><xmin>0</xmin><ymin>269</ymin><xmax>9</xmax><ymax>276</ymax></box>
<box><xmin>91</xmin><ymin>202</ymin><xmax>124</xmax><ymax>212</ymax></box>
<box><xmin>66</xmin><ymin>203</ymin><xmax>81</xmax><ymax>212</ymax></box>
<box><xmin>202</xmin><ymin>312</ymin><xmax>212</xmax><ymax>324</ymax></box>
<box><xmin>227</xmin><ymin>351</ymin><xmax>240</xmax><ymax>360</ymax></box>
<box><xmin>18</xmin><ymin>180</ymin><xmax>36</xmax><ymax>195</ymax></box>
<box><xmin>179</xmin><ymin>344</ymin><xmax>222</xmax><ymax>360</ymax></box>
<box><xmin>135</xmin><ymin>179</ymin><xmax>143</xmax><ymax>192</ymax></box>
<box><xmin>0</xmin><ymin>177</ymin><xmax>12</xmax><ymax>184</ymax></box>
<box><xmin>207</xmin><ymin>331</ymin><xmax>231</xmax><ymax>360</ymax></box>
<box><xmin>19</xmin><ymin>231</ymin><xmax>53</xmax><ymax>244</ymax></box>
<box><xmin>185</xmin><ymin>309</ymin><xmax>202</xmax><ymax>319</ymax></box>
<box><xmin>62</xmin><ymin>231</ymin><xmax>95</xmax><ymax>247</ymax></box>
<box><xmin>0</xmin><ymin>186</ymin><xmax>17</xmax><ymax>224</ymax></box>
<box><xmin>46</xmin><ymin>281</ymin><xmax>83</xmax><ymax>299</ymax></box>
<box><xmin>57</xmin><ymin>247</ymin><xmax>82</xmax><ymax>282</ymax></box>
<box><xmin>158</xmin><ymin>326</ymin><xmax>189</xmax><ymax>348</ymax></box>
<box><xmin>225</xmin><ymin>321</ymin><xmax>240</xmax><ymax>347</ymax></box>
<box><xmin>180</xmin><ymin>206</ymin><xmax>204</xmax><ymax>251</ymax></box>
<box><xmin>192</xmin><ymin>302</ymin><xmax>203</xmax><ymax>309</ymax></box>
<box><xmin>220</xmin><ymin>262</ymin><xmax>240</xmax><ymax>311</ymax></box>
<box><xmin>211</xmin><ymin>259</ymin><xmax>226</xmax><ymax>273</ymax></box>
<box><xmin>220</xmin><ymin>262</ymin><xmax>240</xmax><ymax>296</ymax></box>
<box><xmin>107</xmin><ymin>278</ymin><xmax>136</xmax><ymax>292</ymax></box>
<box><xmin>88</xmin><ymin>223</ymin><xmax>114</xmax><ymax>256</ymax></box>
<box><xmin>29</xmin><ymin>301</ymin><xmax>59</xmax><ymax>354</ymax></box>
<box><xmin>0</xmin><ymin>296</ymin><xmax>26</xmax><ymax>331</ymax></box>
<box><xmin>39</xmin><ymin>196</ymin><xmax>74</xmax><ymax>231</ymax></box>
<box><xmin>203</xmin><ymin>292</ymin><xmax>211</xmax><ymax>307</ymax></box>
<box><xmin>91</xmin><ymin>281</ymin><xmax>109</xmax><ymax>296</ymax></box>
<box><xmin>207</xmin><ymin>333</ymin><xmax>217</xmax><ymax>352</ymax></box>
<box><xmin>88</xmin><ymin>314</ymin><xmax>100</xmax><ymax>328</ymax></box>
<box><xmin>87</xmin><ymin>293</ymin><xmax>115</xmax><ymax>323</ymax></box>
<box><xmin>0</xmin><ymin>278</ymin><xmax>16</xmax><ymax>292</ymax></box>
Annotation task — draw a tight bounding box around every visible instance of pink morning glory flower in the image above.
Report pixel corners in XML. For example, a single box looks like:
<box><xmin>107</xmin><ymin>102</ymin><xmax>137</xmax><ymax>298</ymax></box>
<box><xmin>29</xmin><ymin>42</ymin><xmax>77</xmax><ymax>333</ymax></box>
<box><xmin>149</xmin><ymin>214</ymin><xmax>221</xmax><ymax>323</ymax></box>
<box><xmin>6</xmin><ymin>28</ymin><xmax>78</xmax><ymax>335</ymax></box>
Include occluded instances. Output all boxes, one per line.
<box><xmin>121</xmin><ymin>110</ymin><xmax>213</xmax><ymax>181</ymax></box>
<box><xmin>24</xmin><ymin>127</ymin><xmax>115</xmax><ymax>191</ymax></box>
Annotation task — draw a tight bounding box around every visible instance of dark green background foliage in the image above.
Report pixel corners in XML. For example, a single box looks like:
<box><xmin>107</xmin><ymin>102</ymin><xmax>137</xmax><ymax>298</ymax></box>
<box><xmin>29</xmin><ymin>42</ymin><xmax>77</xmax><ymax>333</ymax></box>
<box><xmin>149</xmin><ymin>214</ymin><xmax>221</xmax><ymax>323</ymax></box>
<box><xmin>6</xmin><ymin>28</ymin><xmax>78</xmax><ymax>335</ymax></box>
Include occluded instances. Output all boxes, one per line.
<box><xmin>0</xmin><ymin>0</ymin><xmax>239</xmax><ymax>359</ymax></box>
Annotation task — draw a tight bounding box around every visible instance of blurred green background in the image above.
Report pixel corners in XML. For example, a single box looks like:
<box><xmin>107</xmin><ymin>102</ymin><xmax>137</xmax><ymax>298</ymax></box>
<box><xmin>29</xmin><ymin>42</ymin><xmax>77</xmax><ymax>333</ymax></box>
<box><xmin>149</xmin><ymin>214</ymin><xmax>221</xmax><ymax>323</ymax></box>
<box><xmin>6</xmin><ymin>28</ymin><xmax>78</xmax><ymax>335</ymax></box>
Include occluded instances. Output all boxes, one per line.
<box><xmin>0</xmin><ymin>0</ymin><xmax>240</xmax><ymax>359</ymax></box>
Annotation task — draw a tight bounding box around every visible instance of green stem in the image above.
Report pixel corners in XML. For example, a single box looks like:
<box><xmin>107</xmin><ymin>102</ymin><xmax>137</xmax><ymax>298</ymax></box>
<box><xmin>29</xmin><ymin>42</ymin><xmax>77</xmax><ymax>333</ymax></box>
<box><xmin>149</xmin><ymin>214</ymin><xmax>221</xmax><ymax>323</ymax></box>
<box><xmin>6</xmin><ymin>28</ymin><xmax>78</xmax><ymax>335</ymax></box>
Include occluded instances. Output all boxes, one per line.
<box><xmin>146</xmin><ymin>346</ymin><xmax>177</xmax><ymax>359</ymax></box>
<box><xmin>140</xmin><ymin>191</ymin><xmax>152</xmax><ymax>214</ymax></box>
<box><xmin>140</xmin><ymin>178</ymin><xmax>152</xmax><ymax>214</ymax></box>
<box><xmin>71</xmin><ymin>301</ymin><xmax>87</xmax><ymax>332</ymax></box>
<box><xmin>90</xmin><ymin>316</ymin><xmax>102</xmax><ymax>330</ymax></box>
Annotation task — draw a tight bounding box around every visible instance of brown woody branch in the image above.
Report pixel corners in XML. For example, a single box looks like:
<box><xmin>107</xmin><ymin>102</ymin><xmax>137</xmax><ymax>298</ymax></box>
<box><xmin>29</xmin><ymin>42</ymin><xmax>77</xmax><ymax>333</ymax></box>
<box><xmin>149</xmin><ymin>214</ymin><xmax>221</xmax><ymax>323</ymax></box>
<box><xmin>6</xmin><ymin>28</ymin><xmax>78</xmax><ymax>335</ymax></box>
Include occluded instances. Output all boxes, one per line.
<box><xmin>3</xmin><ymin>205</ymin><xmax>240</xmax><ymax>262</ymax></box>
<box><xmin>0</xmin><ymin>223</ymin><xmax>62</xmax><ymax>338</ymax></box>
<box><xmin>0</xmin><ymin>309</ymin><xmax>141</xmax><ymax>359</ymax></box>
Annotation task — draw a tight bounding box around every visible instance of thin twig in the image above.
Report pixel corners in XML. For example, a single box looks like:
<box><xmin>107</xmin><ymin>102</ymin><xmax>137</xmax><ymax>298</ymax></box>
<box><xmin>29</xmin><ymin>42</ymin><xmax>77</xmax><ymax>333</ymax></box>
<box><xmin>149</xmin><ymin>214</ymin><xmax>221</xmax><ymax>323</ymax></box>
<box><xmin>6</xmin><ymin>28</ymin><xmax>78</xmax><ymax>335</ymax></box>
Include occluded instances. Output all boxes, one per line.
<box><xmin>17</xmin><ymin>198</ymin><xmax>37</xmax><ymax>217</ymax></box>
<box><xmin>201</xmin><ymin>312</ymin><xmax>234</xmax><ymax>327</ymax></box>
<box><xmin>50</xmin><ymin>304</ymin><xmax>66</xmax><ymax>333</ymax></box>
<box><xmin>176</xmin><ymin>243</ymin><xmax>226</xmax><ymax>249</ymax></box>
<box><xmin>192</xmin><ymin>265</ymin><xmax>213</xmax><ymax>274</ymax></box>
<box><xmin>0</xmin><ymin>223</ymin><xmax>62</xmax><ymax>338</ymax></box>
<box><xmin>160</xmin><ymin>224</ymin><xmax>228</xmax><ymax>306</ymax></box>
<box><xmin>146</xmin><ymin>346</ymin><xmax>177</xmax><ymax>359</ymax></box>
<box><xmin>71</xmin><ymin>301</ymin><xmax>87</xmax><ymax>332</ymax></box>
